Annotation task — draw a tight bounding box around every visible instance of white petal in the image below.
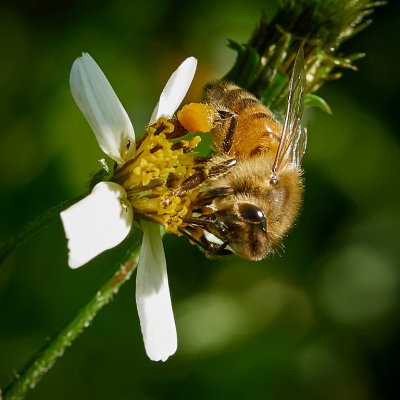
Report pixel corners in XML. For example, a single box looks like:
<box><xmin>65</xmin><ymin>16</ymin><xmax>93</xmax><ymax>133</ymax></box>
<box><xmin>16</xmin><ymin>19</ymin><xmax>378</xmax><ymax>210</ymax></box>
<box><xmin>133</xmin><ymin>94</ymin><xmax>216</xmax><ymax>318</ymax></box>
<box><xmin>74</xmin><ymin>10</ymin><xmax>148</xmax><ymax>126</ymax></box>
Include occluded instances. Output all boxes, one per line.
<box><xmin>151</xmin><ymin>57</ymin><xmax>197</xmax><ymax>122</ymax></box>
<box><xmin>61</xmin><ymin>182</ymin><xmax>133</xmax><ymax>268</ymax></box>
<box><xmin>70</xmin><ymin>53</ymin><xmax>136</xmax><ymax>163</ymax></box>
<box><xmin>136</xmin><ymin>221</ymin><xmax>177</xmax><ymax>361</ymax></box>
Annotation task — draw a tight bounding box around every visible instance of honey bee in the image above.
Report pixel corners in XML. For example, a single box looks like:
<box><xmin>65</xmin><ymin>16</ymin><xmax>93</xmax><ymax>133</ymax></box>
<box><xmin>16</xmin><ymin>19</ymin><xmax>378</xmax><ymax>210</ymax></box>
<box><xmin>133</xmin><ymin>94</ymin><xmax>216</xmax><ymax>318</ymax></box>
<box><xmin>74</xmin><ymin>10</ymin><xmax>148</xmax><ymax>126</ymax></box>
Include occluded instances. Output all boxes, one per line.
<box><xmin>178</xmin><ymin>48</ymin><xmax>307</xmax><ymax>260</ymax></box>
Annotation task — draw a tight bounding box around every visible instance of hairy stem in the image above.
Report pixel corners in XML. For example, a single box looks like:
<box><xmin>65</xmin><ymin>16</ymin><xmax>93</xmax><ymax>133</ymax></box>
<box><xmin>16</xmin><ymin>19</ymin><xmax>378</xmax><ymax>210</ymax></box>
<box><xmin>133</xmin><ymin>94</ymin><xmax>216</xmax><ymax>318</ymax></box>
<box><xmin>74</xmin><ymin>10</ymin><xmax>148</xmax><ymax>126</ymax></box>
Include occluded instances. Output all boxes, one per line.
<box><xmin>2</xmin><ymin>241</ymin><xmax>140</xmax><ymax>400</ymax></box>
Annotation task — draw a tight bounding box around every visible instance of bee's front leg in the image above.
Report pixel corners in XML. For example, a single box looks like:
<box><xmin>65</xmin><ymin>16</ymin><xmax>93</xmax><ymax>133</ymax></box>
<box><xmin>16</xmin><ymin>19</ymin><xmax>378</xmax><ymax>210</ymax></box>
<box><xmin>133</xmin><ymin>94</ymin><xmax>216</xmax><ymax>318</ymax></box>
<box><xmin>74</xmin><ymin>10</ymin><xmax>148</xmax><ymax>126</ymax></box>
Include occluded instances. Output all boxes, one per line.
<box><xmin>178</xmin><ymin>227</ymin><xmax>232</xmax><ymax>257</ymax></box>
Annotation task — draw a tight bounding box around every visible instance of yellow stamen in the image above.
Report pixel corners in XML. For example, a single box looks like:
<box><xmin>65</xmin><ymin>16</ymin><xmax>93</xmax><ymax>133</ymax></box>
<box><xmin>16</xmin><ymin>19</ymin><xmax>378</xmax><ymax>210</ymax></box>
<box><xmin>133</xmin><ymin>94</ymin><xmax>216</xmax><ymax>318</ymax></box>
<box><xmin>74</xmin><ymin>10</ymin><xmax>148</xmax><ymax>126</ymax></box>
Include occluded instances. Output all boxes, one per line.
<box><xmin>112</xmin><ymin>117</ymin><xmax>203</xmax><ymax>234</ymax></box>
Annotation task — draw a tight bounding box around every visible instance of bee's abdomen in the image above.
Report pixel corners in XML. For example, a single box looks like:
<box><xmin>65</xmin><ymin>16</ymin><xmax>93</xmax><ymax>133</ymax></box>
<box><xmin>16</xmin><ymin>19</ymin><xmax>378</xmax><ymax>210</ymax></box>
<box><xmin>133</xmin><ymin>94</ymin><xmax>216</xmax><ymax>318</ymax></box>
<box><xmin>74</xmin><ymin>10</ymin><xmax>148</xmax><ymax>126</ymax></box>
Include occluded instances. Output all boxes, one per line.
<box><xmin>203</xmin><ymin>81</ymin><xmax>282</xmax><ymax>157</ymax></box>
<box><xmin>203</xmin><ymin>81</ymin><xmax>257</xmax><ymax>111</ymax></box>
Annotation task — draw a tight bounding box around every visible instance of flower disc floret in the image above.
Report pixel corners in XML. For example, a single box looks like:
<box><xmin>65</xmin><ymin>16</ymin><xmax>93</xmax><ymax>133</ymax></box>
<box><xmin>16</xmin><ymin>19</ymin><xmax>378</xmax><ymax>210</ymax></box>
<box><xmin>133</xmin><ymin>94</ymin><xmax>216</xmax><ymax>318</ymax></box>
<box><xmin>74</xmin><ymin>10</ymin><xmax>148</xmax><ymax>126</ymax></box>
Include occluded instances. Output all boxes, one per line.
<box><xmin>112</xmin><ymin>117</ymin><xmax>202</xmax><ymax>234</ymax></box>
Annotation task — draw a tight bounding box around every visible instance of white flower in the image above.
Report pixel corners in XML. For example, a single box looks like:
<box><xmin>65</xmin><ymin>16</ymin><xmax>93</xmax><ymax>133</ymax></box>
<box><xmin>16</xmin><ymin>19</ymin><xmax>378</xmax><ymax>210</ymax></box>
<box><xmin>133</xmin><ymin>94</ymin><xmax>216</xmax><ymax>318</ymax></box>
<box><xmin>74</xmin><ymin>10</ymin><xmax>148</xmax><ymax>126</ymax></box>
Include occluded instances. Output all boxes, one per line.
<box><xmin>60</xmin><ymin>53</ymin><xmax>197</xmax><ymax>361</ymax></box>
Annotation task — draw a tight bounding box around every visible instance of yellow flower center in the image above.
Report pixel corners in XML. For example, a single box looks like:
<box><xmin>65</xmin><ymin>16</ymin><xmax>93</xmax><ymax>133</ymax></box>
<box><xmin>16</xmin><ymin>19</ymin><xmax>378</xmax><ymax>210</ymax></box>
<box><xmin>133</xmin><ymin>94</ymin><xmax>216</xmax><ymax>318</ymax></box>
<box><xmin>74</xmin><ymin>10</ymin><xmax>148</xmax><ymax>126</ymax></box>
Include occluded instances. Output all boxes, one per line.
<box><xmin>112</xmin><ymin>117</ymin><xmax>202</xmax><ymax>234</ymax></box>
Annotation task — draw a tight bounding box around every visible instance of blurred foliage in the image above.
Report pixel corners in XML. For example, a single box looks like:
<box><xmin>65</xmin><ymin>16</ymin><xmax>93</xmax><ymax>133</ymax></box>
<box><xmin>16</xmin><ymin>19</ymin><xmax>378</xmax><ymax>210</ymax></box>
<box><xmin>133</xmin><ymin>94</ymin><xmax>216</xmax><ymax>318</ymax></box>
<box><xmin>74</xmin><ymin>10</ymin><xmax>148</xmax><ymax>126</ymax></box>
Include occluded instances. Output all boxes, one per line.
<box><xmin>226</xmin><ymin>0</ymin><xmax>384</xmax><ymax>116</ymax></box>
<box><xmin>1</xmin><ymin>0</ymin><xmax>399</xmax><ymax>399</ymax></box>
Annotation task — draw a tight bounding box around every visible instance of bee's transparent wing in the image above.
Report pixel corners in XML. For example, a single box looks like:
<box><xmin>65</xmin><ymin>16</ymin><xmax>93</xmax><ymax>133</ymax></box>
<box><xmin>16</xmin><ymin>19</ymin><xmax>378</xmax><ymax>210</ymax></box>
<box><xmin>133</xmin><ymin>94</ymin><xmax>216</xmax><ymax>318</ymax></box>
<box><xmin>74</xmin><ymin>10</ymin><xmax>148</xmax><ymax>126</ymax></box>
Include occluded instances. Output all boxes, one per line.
<box><xmin>271</xmin><ymin>48</ymin><xmax>306</xmax><ymax>172</ymax></box>
<box><xmin>291</xmin><ymin>125</ymin><xmax>307</xmax><ymax>168</ymax></box>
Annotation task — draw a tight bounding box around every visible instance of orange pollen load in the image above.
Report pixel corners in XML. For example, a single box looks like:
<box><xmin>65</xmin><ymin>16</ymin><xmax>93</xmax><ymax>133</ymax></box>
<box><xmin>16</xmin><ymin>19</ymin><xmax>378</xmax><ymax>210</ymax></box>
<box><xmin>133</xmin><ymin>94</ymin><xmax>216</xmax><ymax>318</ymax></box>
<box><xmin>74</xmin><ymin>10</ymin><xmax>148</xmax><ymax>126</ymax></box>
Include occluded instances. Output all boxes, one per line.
<box><xmin>177</xmin><ymin>103</ymin><xmax>218</xmax><ymax>133</ymax></box>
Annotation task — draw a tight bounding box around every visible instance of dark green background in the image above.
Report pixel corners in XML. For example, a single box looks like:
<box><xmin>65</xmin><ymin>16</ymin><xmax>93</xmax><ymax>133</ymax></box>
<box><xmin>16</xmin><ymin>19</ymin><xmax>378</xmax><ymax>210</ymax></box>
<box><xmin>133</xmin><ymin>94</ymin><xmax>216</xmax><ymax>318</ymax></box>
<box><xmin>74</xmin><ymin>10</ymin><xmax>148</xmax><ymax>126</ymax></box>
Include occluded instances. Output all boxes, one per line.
<box><xmin>1</xmin><ymin>0</ymin><xmax>399</xmax><ymax>399</ymax></box>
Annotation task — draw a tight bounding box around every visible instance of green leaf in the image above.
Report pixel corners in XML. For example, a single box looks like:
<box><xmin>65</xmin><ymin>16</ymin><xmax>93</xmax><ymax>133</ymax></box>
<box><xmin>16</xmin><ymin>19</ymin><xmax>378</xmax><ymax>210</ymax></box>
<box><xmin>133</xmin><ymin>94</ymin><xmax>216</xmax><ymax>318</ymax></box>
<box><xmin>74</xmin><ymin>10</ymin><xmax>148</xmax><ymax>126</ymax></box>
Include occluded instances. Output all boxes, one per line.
<box><xmin>224</xmin><ymin>41</ymin><xmax>261</xmax><ymax>89</ymax></box>
<box><xmin>260</xmin><ymin>72</ymin><xmax>289</xmax><ymax>113</ymax></box>
<box><xmin>227</xmin><ymin>39</ymin><xmax>245</xmax><ymax>55</ymax></box>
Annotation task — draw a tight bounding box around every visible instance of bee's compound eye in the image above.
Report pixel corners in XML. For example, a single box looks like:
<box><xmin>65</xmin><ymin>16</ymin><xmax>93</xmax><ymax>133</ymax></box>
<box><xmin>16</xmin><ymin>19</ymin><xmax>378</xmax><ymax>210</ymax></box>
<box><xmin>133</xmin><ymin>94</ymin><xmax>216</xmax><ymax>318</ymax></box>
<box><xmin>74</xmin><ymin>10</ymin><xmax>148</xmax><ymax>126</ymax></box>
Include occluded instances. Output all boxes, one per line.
<box><xmin>238</xmin><ymin>203</ymin><xmax>266</xmax><ymax>225</ymax></box>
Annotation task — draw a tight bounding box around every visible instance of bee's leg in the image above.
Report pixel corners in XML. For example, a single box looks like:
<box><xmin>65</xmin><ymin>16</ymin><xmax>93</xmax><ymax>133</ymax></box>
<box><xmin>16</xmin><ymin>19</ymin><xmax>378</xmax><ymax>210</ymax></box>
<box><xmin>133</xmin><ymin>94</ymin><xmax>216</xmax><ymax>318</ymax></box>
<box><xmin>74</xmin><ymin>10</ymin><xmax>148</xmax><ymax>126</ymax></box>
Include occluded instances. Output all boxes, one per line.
<box><xmin>181</xmin><ymin>218</ymin><xmax>233</xmax><ymax>256</ymax></box>
<box><xmin>208</xmin><ymin>158</ymin><xmax>237</xmax><ymax>178</ymax></box>
<box><xmin>218</xmin><ymin>110</ymin><xmax>238</xmax><ymax>153</ymax></box>
<box><xmin>178</xmin><ymin>228</ymin><xmax>232</xmax><ymax>256</ymax></box>
<box><xmin>164</xmin><ymin>119</ymin><xmax>191</xmax><ymax>139</ymax></box>
<box><xmin>181</xmin><ymin>217</ymin><xmax>214</xmax><ymax>228</ymax></box>
<box><xmin>190</xmin><ymin>187</ymin><xmax>235</xmax><ymax>209</ymax></box>
<box><xmin>214</xmin><ymin>240</ymin><xmax>231</xmax><ymax>256</ymax></box>
<box><xmin>214</xmin><ymin>242</ymin><xmax>231</xmax><ymax>256</ymax></box>
<box><xmin>178</xmin><ymin>227</ymin><xmax>210</xmax><ymax>249</ymax></box>
<box><xmin>175</xmin><ymin>159</ymin><xmax>237</xmax><ymax>195</ymax></box>
<box><xmin>176</xmin><ymin>171</ymin><xmax>207</xmax><ymax>194</ymax></box>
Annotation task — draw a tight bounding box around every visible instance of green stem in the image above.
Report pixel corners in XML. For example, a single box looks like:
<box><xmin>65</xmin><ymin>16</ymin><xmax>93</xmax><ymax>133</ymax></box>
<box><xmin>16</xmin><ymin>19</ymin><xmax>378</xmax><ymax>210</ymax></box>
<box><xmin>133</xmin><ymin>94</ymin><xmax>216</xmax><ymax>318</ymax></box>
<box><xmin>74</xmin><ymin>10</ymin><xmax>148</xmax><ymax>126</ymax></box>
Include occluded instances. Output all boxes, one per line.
<box><xmin>2</xmin><ymin>241</ymin><xmax>140</xmax><ymax>400</ymax></box>
<box><xmin>0</xmin><ymin>197</ymin><xmax>82</xmax><ymax>267</ymax></box>
<box><xmin>0</xmin><ymin>161</ymin><xmax>111</xmax><ymax>267</ymax></box>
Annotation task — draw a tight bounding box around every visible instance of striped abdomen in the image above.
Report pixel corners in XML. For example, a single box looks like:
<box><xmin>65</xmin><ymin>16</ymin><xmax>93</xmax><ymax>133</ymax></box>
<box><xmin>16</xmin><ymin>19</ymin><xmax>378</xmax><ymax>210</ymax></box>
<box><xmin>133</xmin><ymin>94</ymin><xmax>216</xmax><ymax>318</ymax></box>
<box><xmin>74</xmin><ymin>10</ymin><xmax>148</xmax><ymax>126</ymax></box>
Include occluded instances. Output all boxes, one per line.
<box><xmin>203</xmin><ymin>81</ymin><xmax>282</xmax><ymax>158</ymax></box>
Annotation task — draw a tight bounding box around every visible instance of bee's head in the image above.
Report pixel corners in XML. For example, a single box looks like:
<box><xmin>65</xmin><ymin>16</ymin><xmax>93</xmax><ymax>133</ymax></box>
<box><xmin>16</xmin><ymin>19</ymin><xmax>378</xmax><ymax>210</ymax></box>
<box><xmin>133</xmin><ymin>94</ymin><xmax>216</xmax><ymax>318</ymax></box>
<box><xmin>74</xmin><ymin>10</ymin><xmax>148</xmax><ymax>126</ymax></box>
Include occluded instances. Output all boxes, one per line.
<box><xmin>208</xmin><ymin>202</ymin><xmax>272</xmax><ymax>260</ymax></box>
<box><xmin>205</xmin><ymin>164</ymin><xmax>303</xmax><ymax>260</ymax></box>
